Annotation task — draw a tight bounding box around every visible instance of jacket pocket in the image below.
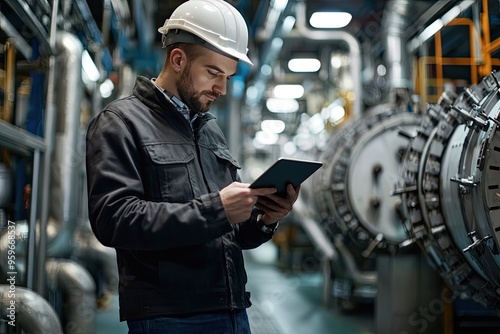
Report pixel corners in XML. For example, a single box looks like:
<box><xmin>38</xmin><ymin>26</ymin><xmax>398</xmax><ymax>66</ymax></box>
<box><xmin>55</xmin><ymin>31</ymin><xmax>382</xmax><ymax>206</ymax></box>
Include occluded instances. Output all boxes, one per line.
<box><xmin>201</xmin><ymin>147</ymin><xmax>241</xmax><ymax>191</ymax></box>
<box><xmin>145</xmin><ymin>143</ymin><xmax>195</xmax><ymax>202</ymax></box>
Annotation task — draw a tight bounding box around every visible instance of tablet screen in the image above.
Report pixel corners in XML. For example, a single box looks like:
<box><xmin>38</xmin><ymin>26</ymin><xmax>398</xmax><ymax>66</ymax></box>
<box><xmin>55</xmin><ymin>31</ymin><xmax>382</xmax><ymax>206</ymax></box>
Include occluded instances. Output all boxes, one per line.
<box><xmin>249</xmin><ymin>158</ymin><xmax>323</xmax><ymax>196</ymax></box>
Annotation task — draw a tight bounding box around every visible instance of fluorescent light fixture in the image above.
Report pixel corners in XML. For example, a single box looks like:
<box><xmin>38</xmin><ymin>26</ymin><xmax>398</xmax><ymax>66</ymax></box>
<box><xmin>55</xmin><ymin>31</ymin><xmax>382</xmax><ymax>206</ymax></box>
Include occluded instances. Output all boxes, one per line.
<box><xmin>261</xmin><ymin>119</ymin><xmax>286</xmax><ymax>134</ymax></box>
<box><xmin>273</xmin><ymin>84</ymin><xmax>304</xmax><ymax>99</ymax></box>
<box><xmin>330</xmin><ymin>56</ymin><xmax>342</xmax><ymax>69</ymax></box>
<box><xmin>82</xmin><ymin>50</ymin><xmax>100</xmax><ymax>82</ymax></box>
<box><xmin>308</xmin><ymin>113</ymin><xmax>325</xmax><ymax>134</ymax></box>
<box><xmin>99</xmin><ymin>78</ymin><xmax>114</xmax><ymax>98</ymax></box>
<box><xmin>283</xmin><ymin>141</ymin><xmax>297</xmax><ymax>155</ymax></box>
<box><xmin>310</xmin><ymin>12</ymin><xmax>352</xmax><ymax>29</ymax></box>
<box><xmin>254</xmin><ymin>131</ymin><xmax>279</xmax><ymax>146</ymax></box>
<box><xmin>408</xmin><ymin>0</ymin><xmax>475</xmax><ymax>52</ymax></box>
<box><xmin>266</xmin><ymin>98</ymin><xmax>299</xmax><ymax>113</ymax></box>
<box><xmin>282</xmin><ymin>15</ymin><xmax>296</xmax><ymax>33</ymax></box>
<box><xmin>320</xmin><ymin>99</ymin><xmax>346</xmax><ymax>125</ymax></box>
<box><xmin>288</xmin><ymin>58</ymin><xmax>321</xmax><ymax>72</ymax></box>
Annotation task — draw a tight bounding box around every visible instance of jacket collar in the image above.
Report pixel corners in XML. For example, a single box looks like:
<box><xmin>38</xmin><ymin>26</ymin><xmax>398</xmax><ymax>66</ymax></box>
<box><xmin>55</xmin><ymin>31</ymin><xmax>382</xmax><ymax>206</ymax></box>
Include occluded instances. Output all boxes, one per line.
<box><xmin>132</xmin><ymin>75</ymin><xmax>216</xmax><ymax>124</ymax></box>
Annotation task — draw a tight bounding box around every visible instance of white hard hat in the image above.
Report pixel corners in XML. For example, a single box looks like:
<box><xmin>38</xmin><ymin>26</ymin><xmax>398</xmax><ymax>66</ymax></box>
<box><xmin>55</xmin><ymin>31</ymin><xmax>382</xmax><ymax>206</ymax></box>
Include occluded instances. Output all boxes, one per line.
<box><xmin>158</xmin><ymin>0</ymin><xmax>253</xmax><ymax>65</ymax></box>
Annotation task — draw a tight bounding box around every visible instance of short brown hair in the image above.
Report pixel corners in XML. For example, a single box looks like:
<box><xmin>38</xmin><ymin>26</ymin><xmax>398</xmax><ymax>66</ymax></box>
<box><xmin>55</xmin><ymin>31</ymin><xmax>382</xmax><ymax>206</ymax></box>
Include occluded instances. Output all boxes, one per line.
<box><xmin>165</xmin><ymin>43</ymin><xmax>208</xmax><ymax>67</ymax></box>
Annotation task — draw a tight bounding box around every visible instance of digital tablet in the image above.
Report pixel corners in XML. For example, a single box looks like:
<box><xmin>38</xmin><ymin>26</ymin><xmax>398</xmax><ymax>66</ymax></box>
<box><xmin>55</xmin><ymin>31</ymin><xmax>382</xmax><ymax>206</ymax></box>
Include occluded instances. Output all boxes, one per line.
<box><xmin>249</xmin><ymin>158</ymin><xmax>323</xmax><ymax>196</ymax></box>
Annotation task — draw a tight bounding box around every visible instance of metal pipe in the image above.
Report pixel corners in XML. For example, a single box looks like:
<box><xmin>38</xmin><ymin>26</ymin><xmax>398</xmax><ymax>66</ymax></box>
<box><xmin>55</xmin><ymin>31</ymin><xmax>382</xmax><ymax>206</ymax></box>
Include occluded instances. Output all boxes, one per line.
<box><xmin>382</xmin><ymin>0</ymin><xmax>413</xmax><ymax>89</ymax></box>
<box><xmin>73</xmin><ymin>223</ymin><xmax>119</xmax><ymax>294</ymax></box>
<box><xmin>0</xmin><ymin>285</ymin><xmax>63</xmax><ymax>334</ymax></box>
<box><xmin>286</xmin><ymin>2</ymin><xmax>363</xmax><ymax>119</ymax></box>
<box><xmin>37</xmin><ymin>0</ymin><xmax>59</xmax><ymax>294</ymax></box>
<box><xmin>45</xmin><ymin>259</ymin><xmax>96</xmax><ymax>334</ymax></box>
<box><xmin>46</xmin><ymin>31</ymin><xmax>84</xmax><ymax>259</ymax></box>
<box><xmin>333</xmin><ymin>236</ymin><xmax>377</xmax><ymax>286</ymax></box>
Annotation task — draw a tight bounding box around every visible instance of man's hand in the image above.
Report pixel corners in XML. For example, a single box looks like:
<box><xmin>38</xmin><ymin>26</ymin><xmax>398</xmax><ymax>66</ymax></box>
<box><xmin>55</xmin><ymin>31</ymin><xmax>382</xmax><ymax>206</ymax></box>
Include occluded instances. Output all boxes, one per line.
<box><xmin>220</xmin><ymin>182</ymin><xmax>276</xmax><ymax>224</ymax></box>
<box><xmin>255</xmin><ymin>184</ymin><xmax>300</xmax><ymax>225</ymax></box>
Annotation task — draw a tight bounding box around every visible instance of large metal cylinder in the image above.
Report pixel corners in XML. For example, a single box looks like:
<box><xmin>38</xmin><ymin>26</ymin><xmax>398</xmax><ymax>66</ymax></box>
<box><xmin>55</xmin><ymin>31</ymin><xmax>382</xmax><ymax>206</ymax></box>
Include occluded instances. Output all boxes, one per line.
<box><xmin>396</xmin><ymin>71</ymin><xmax>500</xmax><ymax>312</ymax></box>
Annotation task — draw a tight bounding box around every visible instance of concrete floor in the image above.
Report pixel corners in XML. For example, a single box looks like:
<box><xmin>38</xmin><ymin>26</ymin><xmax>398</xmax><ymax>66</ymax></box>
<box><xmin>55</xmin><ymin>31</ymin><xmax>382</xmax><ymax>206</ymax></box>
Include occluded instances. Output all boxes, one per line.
<box><xmin>94</xmin><ymin>242</ymin><xmax>375</xmax><ymax>334</ymax></box>
<box><xmin>93</xmin><ymin>241</ymin><xmax>500</xmax><ymax>334</ymax></box>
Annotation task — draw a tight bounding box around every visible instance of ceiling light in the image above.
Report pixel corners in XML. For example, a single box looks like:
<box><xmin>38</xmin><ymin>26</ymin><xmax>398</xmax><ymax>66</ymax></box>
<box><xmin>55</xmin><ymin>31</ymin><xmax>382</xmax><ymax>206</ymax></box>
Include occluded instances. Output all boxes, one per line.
<box><xmin>288</xmin><ymin>58</ymin><xmax>321</xmax><ymax>72</ymax></box>
<box><xmin>309</xmin><ymin>12</ymin><xmax>352</xmax><ymax>29</ymax></box>
<box><xmin>266</xmin><ymin>98</ymin><xmax>299</xmax><ymax>113</ymax></box>
<box><xmin>273</xmin><ymin>84</ymin><xmax>304</xmax><ymax>99</ymax></box>
<box><xmin>254</xmin><ymin>131</ymin><xmax>279</xmax><ymax>146</ymax></box>
<box><xmin>261</xmin><ymin>119</ymin><xmax>286</xmax><ymax>134</ymax></box>
<box><xmin>99</xmin><ymin>78</ymin><xmax>114</xmax><ymax>98</ymax></box>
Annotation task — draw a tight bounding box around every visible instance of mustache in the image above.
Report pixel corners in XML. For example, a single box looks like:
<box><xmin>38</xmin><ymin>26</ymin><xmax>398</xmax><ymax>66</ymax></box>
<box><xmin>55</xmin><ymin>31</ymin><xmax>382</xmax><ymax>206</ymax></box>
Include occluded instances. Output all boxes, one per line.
<box><xmin>201</xmin><ymin>91</ymin><xmax>221</xmax><ymax>99</ymax></box>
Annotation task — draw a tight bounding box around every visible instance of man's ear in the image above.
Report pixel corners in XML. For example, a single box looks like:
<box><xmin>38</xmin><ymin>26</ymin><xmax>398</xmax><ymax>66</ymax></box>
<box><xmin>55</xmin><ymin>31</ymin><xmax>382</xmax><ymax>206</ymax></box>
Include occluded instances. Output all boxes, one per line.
<box><xmin>169</xmin><ymin>48</ymin><xmax>185</xmax><ymax>73</ymax></box>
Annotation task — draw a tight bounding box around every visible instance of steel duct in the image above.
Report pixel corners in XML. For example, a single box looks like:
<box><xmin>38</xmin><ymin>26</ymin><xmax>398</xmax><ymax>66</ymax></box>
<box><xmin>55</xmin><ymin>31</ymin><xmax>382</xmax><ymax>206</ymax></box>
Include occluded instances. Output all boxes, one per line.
<box><xmin>0</xmin><ymin>285</ymin><xmax>63</xmax><ymax>334</ymax></box>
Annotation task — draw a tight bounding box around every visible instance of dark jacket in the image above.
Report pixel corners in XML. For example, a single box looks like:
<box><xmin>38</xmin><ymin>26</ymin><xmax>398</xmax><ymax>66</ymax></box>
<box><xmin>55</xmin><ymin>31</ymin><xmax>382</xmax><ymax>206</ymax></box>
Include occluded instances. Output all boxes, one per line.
<box><xmin>85</xmin><ymin>76</ymin><xmax>272</xmax><ymax>321</ymax></box>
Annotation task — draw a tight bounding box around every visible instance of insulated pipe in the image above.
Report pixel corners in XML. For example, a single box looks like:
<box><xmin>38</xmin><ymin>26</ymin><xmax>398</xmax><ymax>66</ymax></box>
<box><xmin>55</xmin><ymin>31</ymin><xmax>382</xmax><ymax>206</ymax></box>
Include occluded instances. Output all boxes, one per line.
<box><xmin>285</xmin><ymin>2</ymin><xmax>363</xmax><ymax>119</ymax></box>
<box><xmin>46</xmin><ymin>31</ymin><xmax>84</xmax><ymax>259</ymax></box>
<box><xmin>45</xmin><ymin>259</ymin><xmax>96</xmax><ymax>334</ymax></box>
<box><xmin>381</xmin><ymin>0</ymin><xmax>413</xmax><ymax>89</ymax></box>
<box><xmin>0</xmin><ymin>285</ymin><xmax>63</xmax><ymax>334</ymax></box>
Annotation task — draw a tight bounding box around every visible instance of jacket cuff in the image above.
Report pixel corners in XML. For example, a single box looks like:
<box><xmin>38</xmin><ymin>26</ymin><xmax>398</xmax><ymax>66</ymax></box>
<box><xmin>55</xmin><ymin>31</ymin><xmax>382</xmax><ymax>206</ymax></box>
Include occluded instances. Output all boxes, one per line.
<box><xmin>200</xmin><ymin>192</ymin><xmax>231</xmax><ymax>227</ymax></box>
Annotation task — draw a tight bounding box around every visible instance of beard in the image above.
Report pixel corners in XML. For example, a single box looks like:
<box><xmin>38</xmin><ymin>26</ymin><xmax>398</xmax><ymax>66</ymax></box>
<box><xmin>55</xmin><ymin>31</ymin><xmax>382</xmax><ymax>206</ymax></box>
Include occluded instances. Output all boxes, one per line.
<box><xmin>177</xmin><ymin>65</ymin><xmax>215</xmax><ymax>113</ymax></box>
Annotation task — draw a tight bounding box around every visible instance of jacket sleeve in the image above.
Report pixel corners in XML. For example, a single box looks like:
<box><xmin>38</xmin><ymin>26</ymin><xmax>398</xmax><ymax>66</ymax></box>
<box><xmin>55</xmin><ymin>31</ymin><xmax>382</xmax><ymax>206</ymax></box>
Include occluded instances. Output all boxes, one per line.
<box><xmin>85</xmin><ymin>110</ymin><xmax>232</xmax><ymax>250</ymax></box>
<box><xmin>234</xmin><ymin>217</ymin><xmax>274</xmax><ymax>249</ymax></box>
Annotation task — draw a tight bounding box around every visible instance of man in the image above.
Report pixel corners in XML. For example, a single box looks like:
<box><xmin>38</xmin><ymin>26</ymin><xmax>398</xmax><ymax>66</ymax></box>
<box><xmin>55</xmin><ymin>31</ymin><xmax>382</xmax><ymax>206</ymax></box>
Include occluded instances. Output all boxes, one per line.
<box><xmin>85</xmin><ymin>0</ymin><xmax>299</xmax><ymax>333</ymax></box>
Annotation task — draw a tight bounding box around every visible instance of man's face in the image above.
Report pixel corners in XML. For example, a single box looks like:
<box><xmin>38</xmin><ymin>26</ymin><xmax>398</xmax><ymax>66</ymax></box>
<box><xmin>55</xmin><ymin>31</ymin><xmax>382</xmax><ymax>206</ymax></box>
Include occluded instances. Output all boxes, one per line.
<box><xmin>177</xmin><ymin>48</ymin><xmax>238</xmax><ymax>113</ymax></box>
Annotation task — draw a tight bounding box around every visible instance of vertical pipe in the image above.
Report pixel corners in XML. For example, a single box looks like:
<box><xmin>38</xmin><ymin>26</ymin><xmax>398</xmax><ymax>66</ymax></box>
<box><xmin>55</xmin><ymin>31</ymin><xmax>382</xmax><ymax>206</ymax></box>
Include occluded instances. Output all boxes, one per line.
<box><xmin>37</xmin><ymin>0</ymin><xmax>59</xmax><ymax>294</ymax></box>
<box><xmin>26</xmin><ymin>149</ymin><xmax>40</xmax><ymax>290</ymax></box>
<box><xmin>47</xmin><ymin>31</ymin><xmax>83</xmax><ymax>258</ymax></box>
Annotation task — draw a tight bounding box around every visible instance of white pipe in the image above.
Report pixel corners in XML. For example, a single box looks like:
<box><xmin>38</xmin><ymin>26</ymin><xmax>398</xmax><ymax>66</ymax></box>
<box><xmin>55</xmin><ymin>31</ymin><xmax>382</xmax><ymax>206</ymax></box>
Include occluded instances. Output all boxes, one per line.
<box><xmin>285</xmin><ymin>2</ymin><xmax>363</xmax><ymax>119</ymax></box>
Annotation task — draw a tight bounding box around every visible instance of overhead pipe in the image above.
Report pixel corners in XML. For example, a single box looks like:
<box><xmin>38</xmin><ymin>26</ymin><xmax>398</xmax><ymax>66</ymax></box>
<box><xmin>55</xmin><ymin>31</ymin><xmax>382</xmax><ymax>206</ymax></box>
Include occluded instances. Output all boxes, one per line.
<box><xmin>245</xmin><ymin>0</ymin><xmax>293</xmax><ymax>108</ymax></box>
<box><xmin>285</xmin><ymin>1</ymin><xmax>363</xmax><ymax>119</ymax></box>
<box><xmin>45</xmin><ymin>259</ymin><xmax>96</xmax><ymax>334</ymax></box>
<box><xmin>0</xmin><ymin>285</ymin><xmax>63</xmax><ymax>334</ymax></box>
